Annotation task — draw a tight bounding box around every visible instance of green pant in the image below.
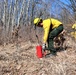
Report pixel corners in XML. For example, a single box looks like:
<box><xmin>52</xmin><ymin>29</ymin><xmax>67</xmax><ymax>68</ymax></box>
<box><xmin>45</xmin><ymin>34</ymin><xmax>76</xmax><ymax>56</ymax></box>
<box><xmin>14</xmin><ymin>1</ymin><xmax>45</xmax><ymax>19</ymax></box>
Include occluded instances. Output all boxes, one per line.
<box><xmin>47</xmin><ymin>25</ymin><xmax>63</xmax><ymax>52</ymax></box>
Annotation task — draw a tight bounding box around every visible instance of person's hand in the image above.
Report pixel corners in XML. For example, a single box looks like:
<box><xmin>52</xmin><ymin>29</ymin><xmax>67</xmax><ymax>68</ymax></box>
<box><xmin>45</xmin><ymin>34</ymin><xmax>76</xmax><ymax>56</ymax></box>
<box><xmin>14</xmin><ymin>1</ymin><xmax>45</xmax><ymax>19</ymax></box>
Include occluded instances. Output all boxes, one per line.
<box><xmin>42</xmin><ymin>43</ymin><xmax>46</xmax><ymax>50</ymax></box>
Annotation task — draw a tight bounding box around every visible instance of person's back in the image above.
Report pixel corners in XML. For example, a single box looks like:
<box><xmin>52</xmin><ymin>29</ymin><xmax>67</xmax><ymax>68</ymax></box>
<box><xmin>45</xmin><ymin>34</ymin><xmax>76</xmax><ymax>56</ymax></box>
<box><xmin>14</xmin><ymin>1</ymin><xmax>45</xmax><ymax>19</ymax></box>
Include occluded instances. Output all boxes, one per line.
<box><xmin>50</xmin><ymin>18</ymin><xmax>62</xmax><ymax>29</ymax></box>
<box><xmin>43</xmin><ymin>18</ymin><xmax>62</xmax><ymax>29</ymax></box>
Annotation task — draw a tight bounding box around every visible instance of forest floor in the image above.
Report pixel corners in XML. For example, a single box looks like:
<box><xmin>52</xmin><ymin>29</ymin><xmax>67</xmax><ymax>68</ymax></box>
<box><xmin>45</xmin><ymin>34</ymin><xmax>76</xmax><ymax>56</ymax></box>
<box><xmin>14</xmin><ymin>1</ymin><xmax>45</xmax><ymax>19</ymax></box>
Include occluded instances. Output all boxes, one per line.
<box><xmin>0</xmin><ymin>36</ymin><xmax>76</xmax><ymax>75</ymax></box>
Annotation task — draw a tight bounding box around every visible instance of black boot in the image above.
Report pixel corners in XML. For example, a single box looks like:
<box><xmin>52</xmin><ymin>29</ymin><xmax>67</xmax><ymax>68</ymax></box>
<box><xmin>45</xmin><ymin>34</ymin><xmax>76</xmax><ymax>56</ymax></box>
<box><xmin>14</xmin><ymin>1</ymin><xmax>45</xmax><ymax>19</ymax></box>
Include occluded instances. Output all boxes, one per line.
<box><xmin>45</xmin><ymin>51</ymin><xmax>57</xmax><ymax>58</ymax></box>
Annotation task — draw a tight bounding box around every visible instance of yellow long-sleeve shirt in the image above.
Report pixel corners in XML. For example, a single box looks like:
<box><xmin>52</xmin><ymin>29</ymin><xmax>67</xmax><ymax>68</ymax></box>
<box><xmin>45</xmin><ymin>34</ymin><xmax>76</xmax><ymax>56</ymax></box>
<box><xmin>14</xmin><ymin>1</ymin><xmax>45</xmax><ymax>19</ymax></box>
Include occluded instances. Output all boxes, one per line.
<box><xmin>43</xmin><ymin>18</ymin><xmax>62</xmax><ymax>43</ymax></box>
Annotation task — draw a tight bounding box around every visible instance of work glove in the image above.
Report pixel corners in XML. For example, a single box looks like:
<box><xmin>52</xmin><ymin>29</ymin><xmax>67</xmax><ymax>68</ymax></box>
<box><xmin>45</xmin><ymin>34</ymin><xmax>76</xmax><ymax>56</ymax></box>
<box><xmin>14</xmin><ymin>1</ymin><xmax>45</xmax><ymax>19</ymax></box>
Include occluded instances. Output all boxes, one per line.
<box><xmin>42</xmin><ymin>43</ymin><xmax>46</xmax><ymax>50</ymax></box>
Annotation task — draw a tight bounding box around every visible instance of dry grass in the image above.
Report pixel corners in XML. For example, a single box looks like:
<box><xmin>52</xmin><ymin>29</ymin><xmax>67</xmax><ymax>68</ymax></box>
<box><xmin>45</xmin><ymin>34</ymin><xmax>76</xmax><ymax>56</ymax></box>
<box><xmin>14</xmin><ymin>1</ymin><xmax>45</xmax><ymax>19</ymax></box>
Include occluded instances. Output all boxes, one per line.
<box><xmin>0</xmin><ymin>25</ymin><xmax>76</xmax><ymax>75</ymax></box>
<box><xmin>0</xmin><ymin>34</ymin><xmax>76</xmax><ymax>75</ymax></box>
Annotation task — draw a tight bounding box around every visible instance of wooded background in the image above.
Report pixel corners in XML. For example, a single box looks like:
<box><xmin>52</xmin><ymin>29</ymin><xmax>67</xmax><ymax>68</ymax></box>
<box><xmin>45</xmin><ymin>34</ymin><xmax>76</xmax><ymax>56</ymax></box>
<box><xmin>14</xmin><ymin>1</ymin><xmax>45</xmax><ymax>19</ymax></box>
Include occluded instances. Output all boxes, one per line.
<box><xmin>0</xmin><ymin>0</ymin><xmax>76</xmax><ymax>45</ymax></box>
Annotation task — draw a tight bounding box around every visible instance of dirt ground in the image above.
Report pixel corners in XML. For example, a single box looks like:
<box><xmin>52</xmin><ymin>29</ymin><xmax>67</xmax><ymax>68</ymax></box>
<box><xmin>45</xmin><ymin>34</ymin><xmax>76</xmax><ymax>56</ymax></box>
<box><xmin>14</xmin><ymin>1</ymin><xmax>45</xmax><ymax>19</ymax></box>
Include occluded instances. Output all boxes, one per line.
<box><xmin>0</xmin><ymin>37</ymin><xmax>76</xmax><ymax>75</ymax></box>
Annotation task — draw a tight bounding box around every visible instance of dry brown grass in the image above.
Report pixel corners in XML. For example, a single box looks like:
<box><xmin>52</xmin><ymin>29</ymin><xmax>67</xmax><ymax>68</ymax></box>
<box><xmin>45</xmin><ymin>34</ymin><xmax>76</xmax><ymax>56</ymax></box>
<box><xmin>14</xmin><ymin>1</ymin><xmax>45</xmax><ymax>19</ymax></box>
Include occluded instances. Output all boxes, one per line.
<box><xmin>0</xmin><ymin>33</ymin><xmax>76</xmax><ymax>75</ymax></box>
<box><xmin>0</xmin><ymin>25</ymin><xmax>76</xmax><ymax>75</ymax></box>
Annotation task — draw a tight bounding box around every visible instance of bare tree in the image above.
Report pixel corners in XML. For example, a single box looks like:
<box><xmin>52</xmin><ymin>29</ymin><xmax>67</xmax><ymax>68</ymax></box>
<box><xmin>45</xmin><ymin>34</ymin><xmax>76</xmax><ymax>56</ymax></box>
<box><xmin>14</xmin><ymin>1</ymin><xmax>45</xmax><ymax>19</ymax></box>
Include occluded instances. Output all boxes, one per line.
<box><xmin>0</xmin><ymin>1</ymin><xmax>4</xmax><ymax>19</ymax></box>
<box><xmin>24</xmin><ymin>0</ymin><xmax>30</xmax><ymax>24</ymax></box>
<box><xmin>17</xmin><ymin>0</ymin><xmax>26</xmax><ymax>26</ymax></box>
<box><xmin>2</xmin><ymin>0</ymin><xmax>8</xmax><ymax>45</ymax></box>
<box><xmin>0</xmin><ymin>0</ymin><xmax>76</xmax><ymax>44</ymax></box>
<box><xmin>69</xmin><ymin>0</ymin><xmax>76</xmax><ymax>21</ymax></box>
<box><xmin>12</xmin><ymin>0</ymin><xmax>19</xmax><ymax>32</ymax></box>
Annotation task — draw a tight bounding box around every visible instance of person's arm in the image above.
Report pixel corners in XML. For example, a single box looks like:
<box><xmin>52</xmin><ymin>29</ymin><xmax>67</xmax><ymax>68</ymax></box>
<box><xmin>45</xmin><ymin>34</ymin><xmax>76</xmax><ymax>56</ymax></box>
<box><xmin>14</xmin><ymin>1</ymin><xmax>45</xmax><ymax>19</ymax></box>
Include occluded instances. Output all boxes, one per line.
<box><xmin>43</xmin><ymin>27</ymin><xmax>50</xmax><ymax>43</ymax></box>
<box><xmin>42</xmin><ymin>28</ymin><xmax>49</xmax><ymax>50</ymax></box>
